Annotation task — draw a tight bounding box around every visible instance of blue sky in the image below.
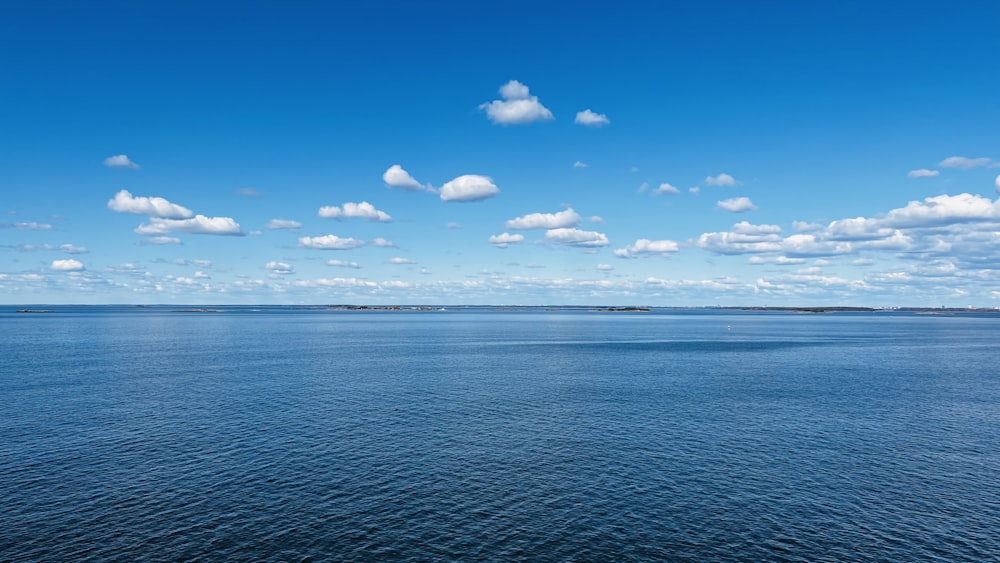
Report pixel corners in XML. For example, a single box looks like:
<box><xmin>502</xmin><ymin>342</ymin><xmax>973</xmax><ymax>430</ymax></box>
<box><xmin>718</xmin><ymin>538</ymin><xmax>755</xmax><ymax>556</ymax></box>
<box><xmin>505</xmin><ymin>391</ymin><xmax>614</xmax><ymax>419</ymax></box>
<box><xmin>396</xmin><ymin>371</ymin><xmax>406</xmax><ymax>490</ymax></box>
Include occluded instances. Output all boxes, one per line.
<box><xmin>2</xmin><ymin>1</ymin><xmax>999</xmax><ymax>305</ymax></box>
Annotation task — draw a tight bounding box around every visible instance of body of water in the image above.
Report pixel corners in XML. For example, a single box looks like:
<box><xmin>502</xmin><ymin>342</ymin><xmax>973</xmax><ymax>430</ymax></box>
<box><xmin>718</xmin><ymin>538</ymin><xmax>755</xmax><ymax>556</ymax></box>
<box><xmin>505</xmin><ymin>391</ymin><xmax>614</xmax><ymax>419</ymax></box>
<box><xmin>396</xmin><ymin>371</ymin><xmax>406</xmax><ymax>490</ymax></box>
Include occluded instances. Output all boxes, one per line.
<box><xmin>2</xmin><ymin>307</ymin><xmax>998</xmax><ymax>561</ymax></box>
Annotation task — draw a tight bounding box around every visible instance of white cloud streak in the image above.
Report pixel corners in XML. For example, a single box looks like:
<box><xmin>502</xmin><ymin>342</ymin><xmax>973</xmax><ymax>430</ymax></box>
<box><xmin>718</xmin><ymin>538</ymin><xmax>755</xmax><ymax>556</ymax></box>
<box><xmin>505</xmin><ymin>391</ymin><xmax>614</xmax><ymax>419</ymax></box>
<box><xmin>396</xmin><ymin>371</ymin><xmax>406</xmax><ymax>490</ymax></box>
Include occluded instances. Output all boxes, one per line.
<box><xmin>489</xmin><ymin>232</ymin><xmax>525</xmax><ymax>248</ymax></box>
<box><xmin>108</xmin><ymin>190</ymin><xmax>193</xmax><ymax>219</ymax></box>
<box><xmin>908</xmin><ymin>169</ymin><xmax>940</xmax><ymax>178</ymax></box>
<box><xmin>135</xmin><ymin>215</ymin><xmax>244</xmax><ymax>236</ymax></box>
<box><xmin>614</xmin><ymin>239</ymin><xmax>680</xmax><ymax>258</ymax></box>
<box><xmin>505</xmin><ymin>208</ymin><xmax>580</xmax><ymax>230</ymax></box>
<box><xmin>939</xmin><ymin>156</ymin><xmax>997</xmax><ymax>169</ymax></box>
<box><xmin>265</xmin><ymin>219</ymin><xmax>302</xmax><ymax>230</ymax></box>
<box><xmin>298</xmin><ymin>235</ymin><xmax>365</xmax><ymax>250</ymax></box>
<box><xmin>318</xmin><ymin>201</ymin><xmax>392</xmax><ymax>222</ymax></box>
<box><xmin>51</xmin><ymin>259</ymin><xmax>84</xmax><ymax>271</ymax></box>
<box><xmin>544</xmin><ymin>228</ymin><xmax>609</xmax><ymax>247</ymax></box>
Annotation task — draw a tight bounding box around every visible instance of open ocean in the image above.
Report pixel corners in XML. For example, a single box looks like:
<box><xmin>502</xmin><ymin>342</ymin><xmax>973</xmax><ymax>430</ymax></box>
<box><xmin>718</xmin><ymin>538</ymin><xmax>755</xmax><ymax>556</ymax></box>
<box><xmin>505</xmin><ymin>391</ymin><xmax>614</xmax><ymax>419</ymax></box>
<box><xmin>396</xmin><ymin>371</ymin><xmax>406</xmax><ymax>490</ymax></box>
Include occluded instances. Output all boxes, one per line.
<box><xmin>2</xmin><ymin>306</ymin><xmax>998</xmax><ymax>561</ymax></box>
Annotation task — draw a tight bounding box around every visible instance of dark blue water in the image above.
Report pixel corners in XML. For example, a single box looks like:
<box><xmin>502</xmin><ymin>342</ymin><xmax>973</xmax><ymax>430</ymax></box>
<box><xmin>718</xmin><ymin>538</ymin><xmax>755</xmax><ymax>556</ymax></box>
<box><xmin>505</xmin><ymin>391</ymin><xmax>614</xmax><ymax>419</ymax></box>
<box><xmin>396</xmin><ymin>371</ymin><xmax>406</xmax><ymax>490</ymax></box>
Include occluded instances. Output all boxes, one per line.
<box><xmin>2</xmin><ymin>307</ymin><xmax>999</xmax><ymax>561</ymax></box>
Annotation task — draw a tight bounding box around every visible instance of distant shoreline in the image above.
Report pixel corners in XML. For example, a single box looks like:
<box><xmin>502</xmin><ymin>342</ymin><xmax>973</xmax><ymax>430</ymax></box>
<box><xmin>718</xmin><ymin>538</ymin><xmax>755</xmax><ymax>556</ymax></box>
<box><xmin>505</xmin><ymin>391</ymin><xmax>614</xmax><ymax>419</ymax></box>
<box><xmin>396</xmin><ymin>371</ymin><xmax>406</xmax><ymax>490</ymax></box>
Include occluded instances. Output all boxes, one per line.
<box><xmin>10</xmin><ymin>305</ymin><xmax>1000</xmax><ymax>314</ymax></box>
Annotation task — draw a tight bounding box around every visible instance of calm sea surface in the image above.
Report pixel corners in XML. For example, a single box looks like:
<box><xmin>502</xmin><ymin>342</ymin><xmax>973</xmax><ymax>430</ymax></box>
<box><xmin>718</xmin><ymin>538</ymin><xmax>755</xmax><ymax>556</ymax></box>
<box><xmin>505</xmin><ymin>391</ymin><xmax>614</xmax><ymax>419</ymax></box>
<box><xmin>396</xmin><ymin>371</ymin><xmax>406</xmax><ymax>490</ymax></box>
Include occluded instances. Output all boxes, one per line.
<box><xmin>2</xmin><ymin>306</ymin><xmax>998</xmax><ymax>561</ymax></box>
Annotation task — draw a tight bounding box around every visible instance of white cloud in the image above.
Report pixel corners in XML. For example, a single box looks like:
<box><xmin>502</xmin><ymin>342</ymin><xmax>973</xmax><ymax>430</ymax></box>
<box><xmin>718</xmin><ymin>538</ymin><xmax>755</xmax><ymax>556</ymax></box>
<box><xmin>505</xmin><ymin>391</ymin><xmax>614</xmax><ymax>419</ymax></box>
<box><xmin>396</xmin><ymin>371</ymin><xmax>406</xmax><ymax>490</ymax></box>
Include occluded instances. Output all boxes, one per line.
<box><xmin>908</xmin><ymin>169</ymin><xmax>940</xmax><ymax>178</ymax></box>
<box><xmin>4</xmin><ymin>221</ymin><xmax>54</xmax><ymax>231</ymax></box>
<box><xmin>265</xmin><ymin>219</ymin><xmax>302</xmax><ymax>230</ymax></box>
<box><xmin>15</xmin><ymin>243</ymin><xmax>88</xmax><ymax>254</ymax></box>
<box><xmin>386</xmin><ymin>257</ymin><xmax>416</xmax><ymax>264</ymax></box>
<box><xmin>574</xmin><ymin>109</ymin><xmax>610</xmax><ymax>127</ymax></box>
<box><xmin>440</xmin><ymin>174</ymin><xmax>499</xmax><ymax>202</ymax></box>
<box><xmin>194</xmin><ymin>271</ymin><xmax>210</xmax><ymax>278</ymax></box>
<box><xmin>479</xmin><ymin>80</ymin><xmax>554</xmax><ymax>125</ymax></box>
<box><xmin>655</xmin><ymin>183</ymin><xmax>679</xmax><ymax>195</ymax></box>
<box><xmin>236</xmin><ymin>187</ymin><xmax>261</xmax><ymax>197</ymax></box>
<box><xmin>597</xmin><ymin>263</ymin><xmax>613</xmax><ymax>271</ymax></box>
<box><xmin>689</xmin><ymin>186</ymin><xmax>701</xmax><ymax>194</ymax></box>
<box><xmin>51</xmin><ymin>259</ymin><xmax>84</xmax><ymax>271</ymax></box>
<box><xmin>939</xmin><ymin>156</ymin><xmax>997</xmax><ymax>169</ymax></box>
<box><xmin>544</xmin><ymin>227</ymin><xmax>609</xmax><ymax>247</ymax></box>
<box><xmin>108</xmin><ymin>190</ymin><xmax>193</xmax><ymax>219</ymax></box>
<box><xmin>135</xmin><ymin>215</ymin><xmax>244</xmax><ymax>236</ymax></box>
<box><xmin>614</xmin><ymin>238</ymin><xmax>680</xmax><ymax>258</ymax></box>
<box><xmin>103</xmin><ymin>154</ymin><xmax>139</xmax><ymax>169</ymax></box>
<box><xmin>266</xmin><ymin>261</ymin><xmax>295</xmax><ymax>275</ymax></box>
<box><xmin>383</xmin><ymin>164</ymin><xmax>433</xmax><ymax>192</ymax></box>
<box><xmin>573</xmin><ymin>161</ymin><xmax>588</xmax><ymax>168</ymax></box>
<box><xmin>717</xmin><ymin>197</ymin><xmax>757</xmax><ymax>212</ymax></box>
<box><xmin>298</xmin><ymin>235</ymin><xmax>365</xmax><ymax>250</ymax></box>
<box><xmin>731</xmin><ymin>221</ymin><xmax>781</xmax><ymax>235</ymax></box>
<box><xmin>489</xmin><ymin>232</ymin><xmax>525</xmax><ymax>248</ymax></box>
<box><xmin>705</xmin><ymin>173</ymin><xmax>738</xmax><ymax>187</ymax></box>
<box><xmin>995</xmin><ymin>174</ymin><xmax>1000</xmax><ymax>193</ymax></box>
<box><xmin>371</xmin><ymin>237</ymin><xmax>396</xmax><ymax>248</ymax></box>
<box><xmin>881</xmin><ymin>193</ymin><xmax>1000</xmax><ymax>228</ymax></box>
<box><xmin>318</xmin><ymin>201</ymin><xmax>392</xmax><ymax>222</ymax></box>
<box><xmin>505</xmin><ymin>208</ymin><xmax>580</xmax><ymax>230</ymax></box>
<box><xmin>748</xmin><ymin>256</ymin><xmax>806</xmax><ymax>265</ymax></box>
<box><xmin>588</xmin><ymin>215</ymin><xmax>604</xmax><ymax>224</ymax></box>
<box><xmin>327</xmin><ymin>259</ymin><xmax>361</xmax><ymax>269</ymax></box>
<box><xmin>141</xmin><ymin>236</ymin><xmax>182</xmax><ymax>245</ymax></box>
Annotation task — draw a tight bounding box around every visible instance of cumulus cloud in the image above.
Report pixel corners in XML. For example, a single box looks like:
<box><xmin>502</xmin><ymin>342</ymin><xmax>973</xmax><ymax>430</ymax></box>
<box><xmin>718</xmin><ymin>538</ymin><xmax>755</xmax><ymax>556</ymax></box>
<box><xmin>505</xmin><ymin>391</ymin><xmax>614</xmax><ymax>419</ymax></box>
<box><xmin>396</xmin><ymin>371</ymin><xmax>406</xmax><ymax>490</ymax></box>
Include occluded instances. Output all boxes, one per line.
<box><xmin>440</xmin><ymin>175</ymin><xmax>499</xmax><ymax>202</ymax></box>
<box><xmin>383</xmin><ymin>164</ymin><xmax>433</xmax><ymax>192</ymax></box>
<box><xmin>717</xmin><ymin>197</ymin><xmax>757</xmax><ymax>212</ymax></box>
<box><xmin>597</xmin><ymin>263</ymin><xmax>613</xmax><ymax>271</ymax></box>
<box><xmin>489</xmin><ymin>232</ymin><xmax>525</xmax><ymax>248</ymax></box>
<box><xmin>479</xmin><ymin>80</ymin><xmax>554</xmax><ymax>125</ymax></box>
<box><xmin>103</xmin><ymin>154</ymin><xmax>140</xmax><ymax>169</ymax></box>
<box><xmin>544</xmin><ymin>227</ymin><xmax>609</xmax><ymax>247</ymax></box>
<box><xmin>939</xmin><ymin>156</ymin><xmax>997</xmax><ymax>169</ymax></box>
<box><xmin>108</xmin><ymin>190</ymin><xmax>193</xmax><ymax>219</ymax></box>
<box><xmin>135</xmin><ymin>215</ymin><xmax>244</xmax><ymax>236</ymax></box>
<box><xmin>386</xmin><ymin>257</ymin><xmax>416</xmax><ymax>264</ymax></box>
<box><xmin>51</xmin><ymin>259</ymin><xmax>84</xmax><ymax>271</ymax></box>
<box><xmin>318</xmin><ymin>201</ymin><xmax>392</xmax><ymax>222</ymax></box>
<box><xmin>705</xmin><ymin>173</ymin><xmax>738</xmax><ymax>187</ymax></box>
<box><xmin>614</xmin><ymin>238</ymin><xmax>680</xmax><ymax>258</ymax></box>
<box><xmin>505</xmin><ymin>208</ymin><xmax>580</xmax><ymax>230</ymax></box>
<box><xmin>574</xmin><ymin>109</ymin><xmax>610</xmax><ymax>127</ymax></box>
<box><xmin>299</xmin><ymin>235</ymin><xmax>365</xmax><ymax>250</ymax></box>
<box><xmin>908</xmin><ymin>169</ymin><xmax>940</xmax><ymax>178</ymax></box>
<box><xmin>327</xmin><ymin>259</ymin><xmax>361</xmax><ymax>269</ymax></box>
<box><xmin>371</xmin><ymin>237</ymin><xmax>397</xmax><ymax>248</ymax></box>
<box><xmin>588</xmin><ymin>215</ymin><xmax>604</xmax><ymax>224</ymax></box>
<box><xmin>573</xmin><ymin>161</ymin><xmax>588</xmax><ymax>168</ymax></box>
<box><xmin>266</xmin><ymin>261</ymin><xmax>294</xmax><ymax>275</ymax></box>
<box><xmin>655</xmin><ymin>183</ymin><xmax>680</xmax><ymax>195</ymax></box>
<box><xmin>265</xmin><ymin>219</ymin><xmax>302</xmax><ymax>230</ymax></box>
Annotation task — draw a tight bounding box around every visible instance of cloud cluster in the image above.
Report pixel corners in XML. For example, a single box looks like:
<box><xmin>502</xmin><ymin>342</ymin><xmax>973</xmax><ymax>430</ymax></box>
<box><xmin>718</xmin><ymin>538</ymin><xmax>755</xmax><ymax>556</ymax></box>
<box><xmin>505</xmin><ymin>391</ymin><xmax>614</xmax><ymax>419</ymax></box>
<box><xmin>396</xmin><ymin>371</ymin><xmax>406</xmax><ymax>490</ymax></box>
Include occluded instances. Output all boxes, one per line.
<box><xmin>505</xmin><ymin>208</ymin><xmax>580</xmax><ymax>230</ymax></box>
<box><xmin>479</xmin><ymin>80</ymin><xmax>554</xmax><ymax>125</ymax></box>
<box><xmin>318</xmin><ymin>201</ymin><xmax>392</xmax><ymax>222</ymax></box>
